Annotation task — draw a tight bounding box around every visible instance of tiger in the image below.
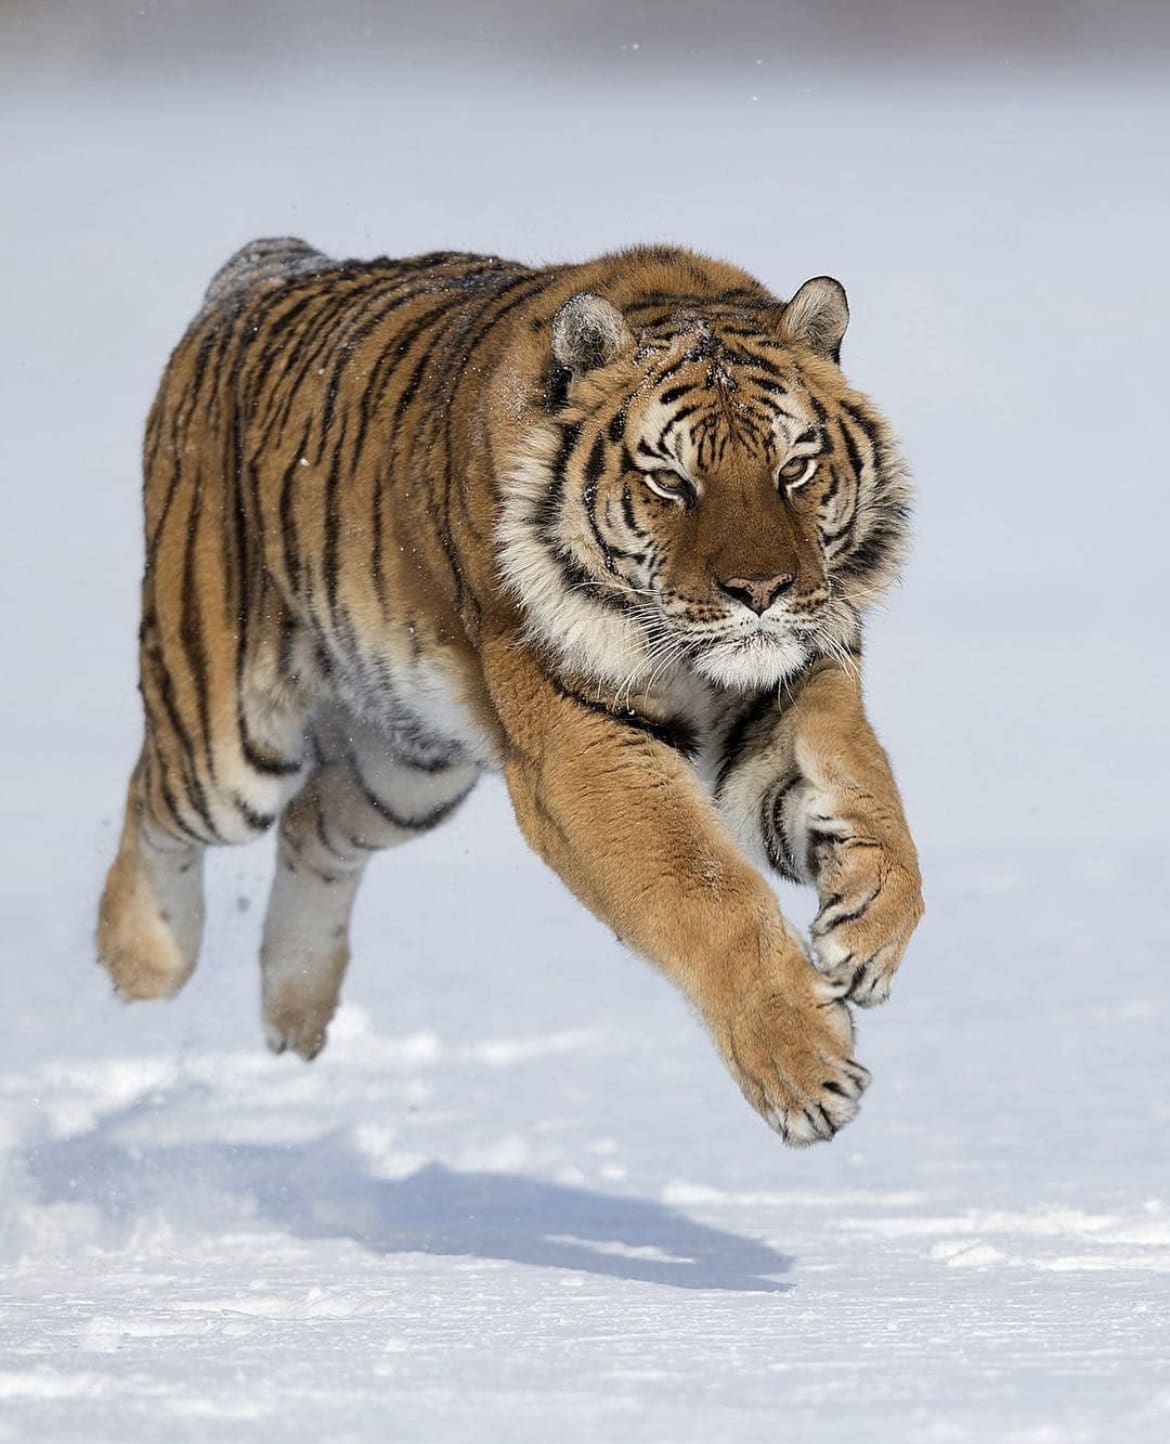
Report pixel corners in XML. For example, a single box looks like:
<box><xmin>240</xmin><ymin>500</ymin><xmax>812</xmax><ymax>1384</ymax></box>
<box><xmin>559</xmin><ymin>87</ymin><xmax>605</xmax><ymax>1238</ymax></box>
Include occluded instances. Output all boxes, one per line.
<box><xmin>97</xmin><ymin>237</ymin><xmax>923</xmax><ymax>1147</ymax></box>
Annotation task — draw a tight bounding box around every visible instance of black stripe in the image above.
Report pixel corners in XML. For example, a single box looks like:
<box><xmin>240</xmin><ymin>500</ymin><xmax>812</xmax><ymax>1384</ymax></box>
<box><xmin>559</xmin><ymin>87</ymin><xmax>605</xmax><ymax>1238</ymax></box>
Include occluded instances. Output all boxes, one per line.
<box><xmin>713</xmin><ymin>690</ymin><xmax>776</xmax><ymax>798</ymax></box>
<box><xmin>233</xmin><ymin>793</ymin><xmax>275</xmax><ymax>833</ymax></box>
<box><xmin>244</xmin><ymin>291</ymin><xmax>323</xmax><ymax>407</ymax></box>
<box><xmin>348</xmin><ymin>758</ymin><xmax>472</xmax><ymax>833</ymax></box>
<box><xmin>546</xmin><ymin>362</ymin><xmax>571</xmax><ymax>412</ymax></box>
<box><xmin>658</xmin><ymin>403</ymin><xmax>701</xmax><ymax>447</ymax></box>
<box><xmin>619</xmin><ymin>480</ymin><xmax>647</xmax><ymax>539</ymax></box>
<box><xmin>177</xmin><ymin>451</ymin><xmax>218</xmax><ymax>799</ymax></box>
<box><xmin>278</xmin><ymin>419</ymin><xmax>313</xmax><ymax>592</ymax></box>
<box><xmin>536</xmin><ymin>419</ymin><xmax>583</xmax><ymax>537</ymax></box>
<box><xmin>834</xmin><ymin>516</ymin><xmax>908</xmax><ymax>582</ymax></box>
<box><xmin>819</xmin><ymin>884</ymin><xmax>880</xmax><ymax>932</ymax></box>
<box><xmin>368</xmin><ymin>291</ymin><xmax>480</xmax><ymax>612</ymax></box>
<box><xmin>658</xmin><ymin>383</ymin><xmax>693</xmax><ymax>406</ymax></box>
<box><xmin>322</xmin><ymin>410</ymin><xmax>351</xmax><ymax>623</ymax></box>
<box><xmin>434</xmin><ymin>271</ymin><xmax>551</xmax><ymax>609</ymax></box>
<box><xmin>314</xmin><ymin>803</ymin><xmax>356</xmax><ymax>864</ymax></box>
<box><xmin>839</xmin><ymin>417</ymin><xmax>864</xmax><ymax>478</ymax></box>
<box><xmin>316</xmin><ymin>271</ymin><xmax>478</xmax><ymax>465</ymax></box>
<box><xmin>145</xmin><ymin>646</ymin><xmax>221</xmax><ymax>842</ymax></box>
<box><xmin>256</xmin><ymin>276</ymin><xmax>391</xmax><ymax>452</ymax></box>
<box><xmin>547</xmin><ymin>542</ymin><xmax>634</xmax><ymax>614</ymax></box>
<box><xmin>749</xmin><ymin>376</ymin><xmax>788</xmax><ymax>397</ymax></box>
<box><xmin>581</xmin><ymin>434</ymin><xmax>616</xmax><ymax>574</ymax></box>
<box><xmin>147</xmin><ymin>322</ymin><xmax>221</xmax><ymax>561</ymax></box>
<box><xmin>250</xmin><ymin>285</ymin><xmax>351</xmax><ymax>444</ymax></box>
<box><xmin>725</xmin><ymin>350</ymin><xmax>784</xmax><ymax>379</ymax></box>
<box><xmin>549</xmin><ymin>676</ymin><xmax>699</xmax><ymax>758</ymax></box>
<box><xmin>839</xmin><ymin>399</ymin><xmax>881</xmax><ymax>455</ymax></box>
<box><xmin>238</xmin><ymin>716</ymin><xmax>302</xmax><ymax>777</ymax></box>
<box><xmin>145</xmin><ymin>734</ymin><xmax>208</xmax><ymax>844</ymax></box>
<box><xmin>762</xmin><ymin>774</ymin><xmax>803</xmax><ymax>881</ymax></box>
<box><xmin>350</xmin><ymin>292</ymin><xmax>466</xmax><ymax>470</ymax></box>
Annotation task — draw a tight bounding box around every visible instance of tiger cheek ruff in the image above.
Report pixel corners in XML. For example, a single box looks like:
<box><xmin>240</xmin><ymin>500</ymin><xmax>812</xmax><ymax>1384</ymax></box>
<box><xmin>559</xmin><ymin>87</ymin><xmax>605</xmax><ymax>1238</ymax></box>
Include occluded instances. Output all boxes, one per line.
<box><xmin>97</xmin><ymin>238</ymin><xmax>924</xmax><ymax>1146</ymax></box>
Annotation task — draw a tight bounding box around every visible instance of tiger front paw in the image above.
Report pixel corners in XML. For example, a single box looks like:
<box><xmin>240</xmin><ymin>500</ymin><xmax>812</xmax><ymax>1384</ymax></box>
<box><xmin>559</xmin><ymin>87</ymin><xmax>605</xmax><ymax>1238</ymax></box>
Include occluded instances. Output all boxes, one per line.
<box><xmin>810</xmin><ymin>844</ymin><xmax>923</xmax><ymax>1008</ymax></box>
<box><xmin>708</xmin><ymin>950</ymin><xmax>871</xmax><ymax>1146</ymax></box>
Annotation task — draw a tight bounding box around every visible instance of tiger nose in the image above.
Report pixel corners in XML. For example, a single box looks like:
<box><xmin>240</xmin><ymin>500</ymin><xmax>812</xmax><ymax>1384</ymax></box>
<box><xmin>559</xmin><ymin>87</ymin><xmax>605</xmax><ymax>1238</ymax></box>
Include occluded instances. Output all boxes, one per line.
<box><xmin>716</xmin><ymin>572</ymin><xmax>796</xmax><ymax>615</ymax></box>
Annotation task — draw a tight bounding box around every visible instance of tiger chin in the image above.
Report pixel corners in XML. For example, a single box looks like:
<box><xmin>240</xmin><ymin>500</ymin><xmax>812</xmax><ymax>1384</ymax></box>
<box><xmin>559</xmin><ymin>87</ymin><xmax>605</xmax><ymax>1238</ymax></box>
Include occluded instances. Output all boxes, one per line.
<box><xmin>97</xmin><ymin>238</ymin><xmax>923</xmax><ymax>1147</ymax></box>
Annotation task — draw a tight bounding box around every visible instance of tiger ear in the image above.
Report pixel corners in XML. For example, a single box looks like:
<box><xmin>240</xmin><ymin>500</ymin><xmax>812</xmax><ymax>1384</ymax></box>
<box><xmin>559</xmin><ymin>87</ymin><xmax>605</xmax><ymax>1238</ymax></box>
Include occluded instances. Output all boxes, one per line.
<box><xmin>552</xmin><ymin>293</ymin><xmax>634</xmax><ymax>375</ymax></box>
<box><xmin>782</xmin><ymin>276</ymin><xmax>849</xmax><ymax>363</ymax></box>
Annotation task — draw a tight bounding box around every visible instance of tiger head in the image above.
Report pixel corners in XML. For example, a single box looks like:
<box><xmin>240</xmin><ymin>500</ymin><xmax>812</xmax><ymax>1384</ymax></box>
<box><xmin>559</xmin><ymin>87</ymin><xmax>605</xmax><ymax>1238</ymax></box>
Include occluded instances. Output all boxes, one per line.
<box><xmin>499</xmin><ymin>273</ymin><xmax>911</xmax><ymax>693</ymax></box>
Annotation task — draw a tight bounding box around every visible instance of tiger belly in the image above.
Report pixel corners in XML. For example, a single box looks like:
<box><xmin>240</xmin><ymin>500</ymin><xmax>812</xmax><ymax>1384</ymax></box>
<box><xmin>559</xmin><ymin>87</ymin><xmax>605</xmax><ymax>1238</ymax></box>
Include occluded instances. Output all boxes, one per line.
<box><xmin>315</xmin><ymin>633</ymin><xmax>499</xmax><ymax>774</ymax></box>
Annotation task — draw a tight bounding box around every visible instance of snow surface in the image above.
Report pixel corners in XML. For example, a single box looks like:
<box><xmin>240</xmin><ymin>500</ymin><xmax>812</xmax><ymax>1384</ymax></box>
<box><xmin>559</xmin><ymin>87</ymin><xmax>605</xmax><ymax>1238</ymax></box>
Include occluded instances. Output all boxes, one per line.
<box><xmin>1</xmin><ymin>43</ymin><xmax>1169</xmax><ymax>1444</ymax></box>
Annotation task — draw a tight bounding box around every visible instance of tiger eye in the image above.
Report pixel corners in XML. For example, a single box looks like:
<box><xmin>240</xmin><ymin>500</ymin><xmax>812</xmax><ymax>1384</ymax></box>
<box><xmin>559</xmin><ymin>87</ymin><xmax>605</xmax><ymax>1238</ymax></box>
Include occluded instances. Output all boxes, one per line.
<box><xmin>644</xmin><ymin>470</ymin><xmax>692</xmax><ymax>503</ymax></box>
<box><xmin>778</xmin><ymin>456</ymin><xmax>815</xmax><ymax>488</ymax></box>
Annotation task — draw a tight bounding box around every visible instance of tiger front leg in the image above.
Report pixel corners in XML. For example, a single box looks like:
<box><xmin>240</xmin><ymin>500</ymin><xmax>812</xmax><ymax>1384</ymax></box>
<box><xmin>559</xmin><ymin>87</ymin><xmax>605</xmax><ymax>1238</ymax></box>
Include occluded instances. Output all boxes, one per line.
<box><xmin>697</xmin><ymin>924</ymin><xmax>870</xmax><ymax>1143</ymax></box>
<box><xmin>721</xmin><ymin>661</ymin><xmax>924</xmax><ymax>1009</ymax></box>
<box><xmin>803</xmin><ymin>795</ymin><xmax>923</xmax><ymax>1008</ymax></box>
<box><xmin>483</xmin><ymin>636</ymin><xmax>869</xmax><ymax>1146</ymax></box>
<box><xmin>796</xmin><ymin>669</ymin><xmax>922</xmax><ymax>1006</ymax></box>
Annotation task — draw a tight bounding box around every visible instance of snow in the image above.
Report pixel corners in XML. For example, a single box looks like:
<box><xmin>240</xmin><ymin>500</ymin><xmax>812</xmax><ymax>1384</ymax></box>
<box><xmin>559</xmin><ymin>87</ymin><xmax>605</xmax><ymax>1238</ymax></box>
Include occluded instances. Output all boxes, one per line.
<box><xmin>1</xmin><ymin>33</ymin><xmax>1168</xmax><ymax>1444</ymax></box>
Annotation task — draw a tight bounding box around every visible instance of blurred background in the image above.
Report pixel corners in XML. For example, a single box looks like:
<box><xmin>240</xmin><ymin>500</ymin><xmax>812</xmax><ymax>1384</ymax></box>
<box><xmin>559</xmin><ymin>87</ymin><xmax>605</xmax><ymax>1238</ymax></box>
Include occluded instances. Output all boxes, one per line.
<box><xmin>1</xmin><ymin>4</ymin><xmax>1168</xmax><ymax>1439</ymax></box>
<box><xmin>3</xmin><ymin>0</ymin><xmax>1169</xmax><ymax>860</ymax></box>
<box><xmin>6</xmin><ymin>0</ymin><xmax>1170</xmax><ymax>68</ymax></box>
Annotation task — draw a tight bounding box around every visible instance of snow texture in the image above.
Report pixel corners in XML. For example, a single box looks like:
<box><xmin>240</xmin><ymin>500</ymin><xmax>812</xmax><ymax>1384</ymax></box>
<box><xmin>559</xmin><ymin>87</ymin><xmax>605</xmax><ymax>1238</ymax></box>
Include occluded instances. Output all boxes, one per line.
<box><xmin>1</xmin><ymin>37</ymin><xmax>1168</xmax><ymax>1444</ymax></box>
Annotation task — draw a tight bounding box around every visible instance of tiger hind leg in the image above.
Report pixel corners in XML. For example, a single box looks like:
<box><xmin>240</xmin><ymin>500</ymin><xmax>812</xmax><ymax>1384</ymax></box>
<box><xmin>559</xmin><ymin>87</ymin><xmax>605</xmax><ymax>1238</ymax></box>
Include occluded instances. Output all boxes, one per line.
<box><xmin>260</xmin><ymin>712</ymin><xmax>479</xmax><ymax>1060</ymax></box>
<box><xmin>97</xmin><ymin>749</ymin><xmax>207</xmax><ymax>1000</ymax></box>
<box><xmin>98</xmin><ymin>604</ymin><xmax>310</xmax><ymax>1001</ymax></box>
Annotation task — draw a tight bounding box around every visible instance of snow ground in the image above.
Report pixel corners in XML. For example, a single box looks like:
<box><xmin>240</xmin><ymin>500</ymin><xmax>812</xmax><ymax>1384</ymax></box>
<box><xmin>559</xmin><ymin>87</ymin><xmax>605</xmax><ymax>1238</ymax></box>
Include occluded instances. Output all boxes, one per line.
<box><xmin>1</xmin><ymin>41</ymin><xmax>1168</xmax><ymax>1444</ymax></box>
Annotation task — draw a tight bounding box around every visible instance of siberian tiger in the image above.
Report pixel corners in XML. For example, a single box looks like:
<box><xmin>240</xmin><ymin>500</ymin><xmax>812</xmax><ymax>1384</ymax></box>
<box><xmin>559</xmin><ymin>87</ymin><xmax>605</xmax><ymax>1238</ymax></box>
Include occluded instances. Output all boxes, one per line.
<box><xmin>97</xmin><ymin>239</ymin><xmax>923</xmax><ymax>1146</ymax></box>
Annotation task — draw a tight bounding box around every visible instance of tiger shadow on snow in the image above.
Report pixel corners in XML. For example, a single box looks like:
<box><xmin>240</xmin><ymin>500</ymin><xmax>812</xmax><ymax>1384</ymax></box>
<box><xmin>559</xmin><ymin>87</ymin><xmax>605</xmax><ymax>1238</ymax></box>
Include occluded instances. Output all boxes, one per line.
<box><xmin>25</xmin><ymin>1098</ymin><xmax>791</xmax><ymax>1294</ymax></box>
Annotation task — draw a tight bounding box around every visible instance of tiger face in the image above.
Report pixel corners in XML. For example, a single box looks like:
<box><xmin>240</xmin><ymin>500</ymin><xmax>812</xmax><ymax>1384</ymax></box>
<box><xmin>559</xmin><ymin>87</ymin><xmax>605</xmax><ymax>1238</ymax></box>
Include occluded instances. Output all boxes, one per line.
<box><xmin>500</xmin><ymin>279</ymin><xmax>910</xmax><ymax>694</ymax></box>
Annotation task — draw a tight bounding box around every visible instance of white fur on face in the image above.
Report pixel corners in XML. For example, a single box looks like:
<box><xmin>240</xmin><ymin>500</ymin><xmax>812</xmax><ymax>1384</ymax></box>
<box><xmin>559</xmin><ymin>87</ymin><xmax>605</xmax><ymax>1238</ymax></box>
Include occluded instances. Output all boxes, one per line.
<box><xmin>497</xmin><ymin>422</ymin><xmax>656</xmax><ymax>687</ymax></box>
<box><xmin>691</xmin><ymin>629</ymin><xmax>810</xmax><ymax>691</ymax></box>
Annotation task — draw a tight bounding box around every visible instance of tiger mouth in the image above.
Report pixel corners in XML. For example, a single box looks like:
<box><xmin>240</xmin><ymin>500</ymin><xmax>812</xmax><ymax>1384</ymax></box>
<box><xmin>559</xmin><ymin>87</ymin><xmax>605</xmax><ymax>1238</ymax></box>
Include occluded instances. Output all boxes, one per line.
<box><xmin>716</xmin><ymin>629</ymin><xmax>805</xmax><ymax>654</ymax></box>
<box><xmin>664</xmin><ymin>624</ymin><xmax>809</xmax><ymax>667</ymax></box>
<box><xmin>684</xmin><ymin>614</ymin><xmax>818</xmax><ymax>644</ymax></box>
<box><xmin>635</xmin><ymin>600</ymin><xmax>830</xmax><ymax>678</ymax></box>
